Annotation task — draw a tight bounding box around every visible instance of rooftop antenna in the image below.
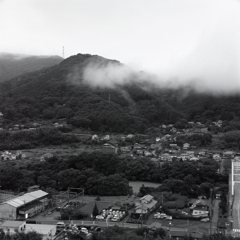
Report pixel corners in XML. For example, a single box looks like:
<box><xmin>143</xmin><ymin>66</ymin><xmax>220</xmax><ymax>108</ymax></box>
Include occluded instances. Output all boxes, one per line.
<box><xmin>62</xmin><ymin>46</ymin><xmax>65</xmax><ymax>58</ymax></box>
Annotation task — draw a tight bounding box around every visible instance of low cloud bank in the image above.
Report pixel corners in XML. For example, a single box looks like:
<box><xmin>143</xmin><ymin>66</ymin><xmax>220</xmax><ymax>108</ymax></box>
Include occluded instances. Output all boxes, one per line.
<box><xmin>77</xmin><ymin>60</ymin><xmax>240</xmax><ymax>95</ymax></box>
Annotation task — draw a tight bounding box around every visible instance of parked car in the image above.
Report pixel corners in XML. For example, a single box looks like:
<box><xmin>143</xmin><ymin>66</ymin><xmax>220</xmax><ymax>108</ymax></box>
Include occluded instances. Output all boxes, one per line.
<box><xmin>111</xmin><ymin>217</ymin><xmax>119</xmax><ymax>222</ymax></box>
<box><xmin>154</xmin><ymin>212</ymin><xmax>167</xmax><ymax>219</ymax></box>
<box><xmin>96</xmin><ymin>215</ymin><xmax>104</xmax><ymax>220</ymax></box>
<box><xmin>200</xmin><ymin>218</ymin><xmax>210</xmax><ymax>222</ymax></box>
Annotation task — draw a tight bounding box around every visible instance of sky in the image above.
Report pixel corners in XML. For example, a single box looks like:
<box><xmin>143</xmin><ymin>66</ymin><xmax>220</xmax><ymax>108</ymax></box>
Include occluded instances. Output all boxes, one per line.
<box><xmin>0</xmin><ymin>0</ymin><xmax>240</xmax><ymax>92</ymax></box>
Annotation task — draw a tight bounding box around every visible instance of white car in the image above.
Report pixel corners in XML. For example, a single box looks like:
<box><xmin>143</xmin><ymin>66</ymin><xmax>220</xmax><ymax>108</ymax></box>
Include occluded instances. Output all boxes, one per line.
<box><xmin>111</xmin><ymin>216</ymin><xmax>119</xmax><ymax>222</ymax></box>
<box><xmin>96</xmin><ymin>215</ymin><xmax>104</xmax><ymax>220</ymax></box>
<box><xmin>200</xmin><ymin>218</ymin><xmax>210</xmax><ymax>222</ymax></box>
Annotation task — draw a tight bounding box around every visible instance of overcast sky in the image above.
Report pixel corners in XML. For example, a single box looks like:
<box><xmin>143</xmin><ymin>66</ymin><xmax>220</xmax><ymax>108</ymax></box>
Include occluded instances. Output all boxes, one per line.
<box><xmin>1</xmin><ymin>0</ymin><xmax>240</xmax><ymax>92</ymax></box>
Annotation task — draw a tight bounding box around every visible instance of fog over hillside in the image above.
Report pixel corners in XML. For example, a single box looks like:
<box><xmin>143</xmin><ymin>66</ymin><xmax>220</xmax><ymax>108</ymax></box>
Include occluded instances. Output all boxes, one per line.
<box><xmin>69</xmin><ymin>55</ymin><xmax>240</xmax><ymax>95</ymax></box>
<box><xmin>0</xmin><ymin>53</ymin><xmax>63</xmax><ymax>82</ymax></box>
<box><xmin>1</xmin><ymin>0</ymin><xmax>239</xmax><ymax>93</ymax></box>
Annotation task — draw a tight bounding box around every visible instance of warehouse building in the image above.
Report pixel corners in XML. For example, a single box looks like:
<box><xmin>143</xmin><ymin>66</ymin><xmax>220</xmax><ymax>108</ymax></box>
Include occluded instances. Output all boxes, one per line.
<box><xmin>0</xmin><ymin>190</ymin><xmax>49</xmax><ymax>220</ymax></box>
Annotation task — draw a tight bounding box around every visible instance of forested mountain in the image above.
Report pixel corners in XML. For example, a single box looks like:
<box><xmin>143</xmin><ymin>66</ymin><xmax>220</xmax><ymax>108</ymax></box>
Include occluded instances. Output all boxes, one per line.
<box><xmin>0</xmin><ymin>53</ymin><xmax>239</xmax><ymax>133</ymax></box>
<box><xmin>0</xmin><ymin>53</ymin><xmax>63</xmax><ymax>82</ymax></box>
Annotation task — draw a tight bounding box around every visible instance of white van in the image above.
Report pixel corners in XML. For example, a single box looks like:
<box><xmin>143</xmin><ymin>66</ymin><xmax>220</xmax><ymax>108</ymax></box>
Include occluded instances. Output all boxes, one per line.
<box><xmin>56</xmin><ymin>222</ymin><xmax>65</xmax><ymax>230</ymax></box>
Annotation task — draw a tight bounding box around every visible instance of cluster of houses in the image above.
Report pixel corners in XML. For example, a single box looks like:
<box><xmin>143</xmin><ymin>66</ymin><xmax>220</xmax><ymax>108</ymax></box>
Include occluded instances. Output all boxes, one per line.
<box><xmin>130</xmin><ymin>194</ymin><xmax>210</xmax><ymax>222</ymax></box>
<box><xmin>91</xmin><ymin>131</ymin><xmax>239</xmax><ymax>165</ymax></box>
<box><xmin>0</xmin><ymin>150</ymin><xmax>25</xmax><ymax>161</ymax></box>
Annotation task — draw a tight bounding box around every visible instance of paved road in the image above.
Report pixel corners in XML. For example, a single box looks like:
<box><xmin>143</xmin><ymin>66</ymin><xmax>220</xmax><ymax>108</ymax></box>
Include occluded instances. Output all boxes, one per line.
<box><xmin>211</xmin><ymin>199</ymin><xmax>220</xmax><ymax>234</ymax></box>
<box><xmin>232</xmin><ymin>183</ymin><xmax>240</xmax><ymax>233</ymax></box>
<box><xmin>31</xmin><ymin>218</ymin><xmax>189</xmax><ymax>232</ymax></box>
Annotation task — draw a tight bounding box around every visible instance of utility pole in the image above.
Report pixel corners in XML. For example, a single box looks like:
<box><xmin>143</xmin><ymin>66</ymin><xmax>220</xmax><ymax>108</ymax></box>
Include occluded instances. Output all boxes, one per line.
<box><xmin>169</xmin><ymin>221</ymin><xmax>172</xmax><ymax>239</ymax></box>
<box><xmin>209</xmin><ymin>188</ymin><xmax>213</xmax><ymax>235</ymax></box>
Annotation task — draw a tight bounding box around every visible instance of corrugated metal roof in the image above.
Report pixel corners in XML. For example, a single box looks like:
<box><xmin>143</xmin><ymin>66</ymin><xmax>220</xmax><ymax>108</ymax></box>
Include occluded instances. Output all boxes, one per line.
<box><xmin>4</xmin><ymin>190</ymin><xmax>48</xmax><ymax>208</ymax></box>
<box><xmin>28</xmin><ymin>190</ymin><xmax>48</xmax><ymax>199</ymax></box>
<box><xmin>18</xmin><ymin>194</ymin><xmax>36</xmax><ymax>203</ymax></box>
<box><xmin>6</xmin><ymin>199</ymin><xmax>25</xmax><ymax>208</ymax></box>
<box><xmin>0</xmin><ymin>221</ymin><xmax>25</xmax><ymax>228</ymax></box>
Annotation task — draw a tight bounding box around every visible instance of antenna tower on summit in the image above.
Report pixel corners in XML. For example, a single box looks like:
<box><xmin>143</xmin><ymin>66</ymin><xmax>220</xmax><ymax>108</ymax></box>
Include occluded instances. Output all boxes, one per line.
<box><xmin>62</xmin><ymin>46</ymin><xmax>65</xmax><ymax>58</ymax></box>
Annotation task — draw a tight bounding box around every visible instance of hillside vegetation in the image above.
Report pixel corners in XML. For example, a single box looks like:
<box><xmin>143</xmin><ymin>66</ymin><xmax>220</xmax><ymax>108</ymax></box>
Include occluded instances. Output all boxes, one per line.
<box><xmin>0</xmin><ymin>53</ymin><xmax>239</xmax><ymax>133</ymax></box>
<box><xmin>0</xmin><ymin>53</ymin><xmax>63</xmax><ymax>82</ymax></box>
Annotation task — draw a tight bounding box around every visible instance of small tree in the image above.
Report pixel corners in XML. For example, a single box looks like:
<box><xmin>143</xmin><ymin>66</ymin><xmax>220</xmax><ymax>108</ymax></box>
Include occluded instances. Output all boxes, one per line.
<box><xmin>92</xmin><ymin>202</ymin><xmax>99</xmax><ymax>219</ymax></box>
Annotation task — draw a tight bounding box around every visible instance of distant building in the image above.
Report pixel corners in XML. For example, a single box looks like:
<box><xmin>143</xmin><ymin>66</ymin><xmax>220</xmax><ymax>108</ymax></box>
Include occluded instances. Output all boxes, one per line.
<box><xmin>0</xmin><ymin>112</ymin><xmax>3</xmax><ymax>126</ymax></box>
<box><xmin>223</xmin><ymin>151</ymin><xmax>235</xmax><ymax>159</ymax></box>
<box><xmin>0</xmin><ymin>190</ymin><xmax>49</xmax><ymax>220</ymax></box>
<box><xmin>161</xmin><ymin>153</ymin><xmax>172</xmax><ymax>162</ymax></box>
<box><xmin>26</xmin><ymin>224</ymin><xmax>56</xmax><ymax>240</ymax></box>
<box><xmin>192</xmin><ymin>205</ymin><xmax>209</xmax><ymax>217</ymax></box>
<box><xmin>135</xmin><ymin>194</ymin><xmax>157</xmax><ymax>214</ymax></box>
<box><xmin>0</xmin><ymin>221</ymin><xmax>26</xmax><ymax>235</ymax></box>
<box><xmin>103</xmin><ymin>143</ymin><xmax>116</xmax><ymax>153</ymax></box>
<box><xmin>183</xmin><ymin>143</ymin><xmax>190</xmax><ymax>150</ymax></box>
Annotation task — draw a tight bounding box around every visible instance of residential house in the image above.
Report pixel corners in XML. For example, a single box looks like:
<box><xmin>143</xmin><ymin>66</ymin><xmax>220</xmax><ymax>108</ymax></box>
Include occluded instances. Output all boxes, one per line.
<box><xmin>133</xmin><ymin>143</ymin><xmax>146</xmax><ymax>150</ymax></box>
<box><xmin>213</xmin><ymin>154</ymin><xmax>221</xmax><ymax>161</ymax></box>
<box><xmin>161</xmin><ymin>124</ymin><xmax>167</xmax><ymax>130</ymax></box>
<box><xmin>161</xmin><ymin>153</ymin><xmax>172</xmax><ymax>162</ymax></box>
<box><xmin>126</xmin><ymin>134</ymin><xmax>134</xmax><ymax>139</ymax></box>
<box><xmin>149</xmin><ymin>144</ymin><xmax>156</xmax><ymax>150</ymax></box>
<box><xmin>192</xmin><ymin>205</ymin><xmax>209</xmax><ymax>217</ymax></box>
<box><xmin>144</xmin><ymin>151</ymin><xmax>153</xmax><ymax>157</ymax></box>
<box><xmin>101</xmin><ymin>135</ymin><xmax>110</xmax><ymax>141</ymax></box>
<box><xmin>183</xmin><ymin>143</ymin><xmax>190</xmax><ymax>150</ymax></box>
<box><xmin>135</xmin><ymin>194</ymin><xmax>158</xmax><ymax>214</ymax></box>
<box><xmin>196</xmin><ymin>122</ymin><xmax>205</xmax><ymax>128</ymax></box>
<box><xmin>155</xmin><ymin>143</ymin><xmax>162</xmax><ymax>151</ymax></box>
<box><xmin>103</xmin><ymin>143</ymin><xmax>116</xmax><ymax>153</ymax></box>
<box><xmin>120</xmin><ymin>146</ymin><xmax>131</xmax><ymax>153</ymax></box>
<box><xmin>170</xmin><ymin>127</ymin><xmax>177</xmax><ymax>133</ymax></box>
<box><xmin>150</xmin><ymin>158</ymin><xmax>161</xmax><ymax>166</ymax></box>
<box><xmin>170</xmin><ymin>230</ymin><xmax>203</xmax><ymax>240</ymax></box>
<box><xmin>13</xmin><ymin>124</ymin><xmax>20</xmax><ymax>130</ymax></box>
<box><xmin>161</xmin><ymin>134</ymin><xmax>172</xmax><ymax>141</ymax></box>
<box><xmin>26</xmin><ymin>224</ymin><xmax>56</xmax><ymax>240</ymax></box>
<box><xmin>234</xmin><ymin>156</ymin><xmax>240</xmax><ymax>162</ymax></box>
<box><xmin>188</xmin><ymin>122</ymin><xmax>195</xmax><ymax>127</ymax></box>
<box><xmin>213</xmin><ymin>120</ymin><xmax>223</xmax><ymax>127</ymax></box>
<box><xmin>190</xmin><ymin>157</ymin><xmax>199</xmax><ymax>161</ymax></box>
<box><xmin>92</xmin><ymin>134</ymin><xmax>99</xmax><ymax>141</ymax></box>
<box><xmin>0</xmin><ymin>221</ymin><xmax>26</xmax><ymax>235</ymax></box>
<box><xmin>169</xmin><ymin>144</ymin><xmax>178</xmax><ymax>150</ymax></box>
<box><xmin>186</xmin><ymin>151</ymin><xmax>195</xmax><ymax>158</ymax></box>
<box><xmin>178</xmin><ymin>153</ymin><xmax>190</xmax><ymax>161</ymax></box>
<box><xmin>136</xmin><ymin>150</ymin><xmax>144</xmax><ymax>156</ymax></box>
<box><xmin>199</xmin><ymin>149</ymin><xmax>208</xmax><ymax>156</ymax></box>
<box><xmin>0</xmin><ymin>112</ymin><xmax>3</xmax><ymax>125</ymax></box>
<box><xmin>223</xmin><ymin>151</ymin><xmax>235</xmax><ymax>159</ymax></box>
<box><xmin>217</xmin><ymin>218</ymin><xmax>229</xmax><ymax>231</ymax></box>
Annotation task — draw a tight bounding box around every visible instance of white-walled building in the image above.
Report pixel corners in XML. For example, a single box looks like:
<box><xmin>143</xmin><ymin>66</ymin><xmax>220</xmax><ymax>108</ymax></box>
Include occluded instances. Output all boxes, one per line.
<box><xmin>0</xmin><ymin>221</ymin><xmax>26</xmax><ymax>235</ymax></box>
<box><xmin>0</xmin><ymin>190</ymin><xmax>48</xmax><ymax>220</ymax></box>
<box><xmin>26</xmin><ymin>224</ymin><xmax>56</xmax><ymax>240</ymax></box>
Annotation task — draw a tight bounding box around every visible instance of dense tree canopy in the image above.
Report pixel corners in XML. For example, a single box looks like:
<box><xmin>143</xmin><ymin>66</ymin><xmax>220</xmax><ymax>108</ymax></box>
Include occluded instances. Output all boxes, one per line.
<box><xmin>0</xmin><ymin>150</ymin><xmax>227</xmax><ymax>197</ymax></box>
<box><xmin>0</xmin><ymin>54</ymin><xmax>239</xmax><ymax>134</ymax></box>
